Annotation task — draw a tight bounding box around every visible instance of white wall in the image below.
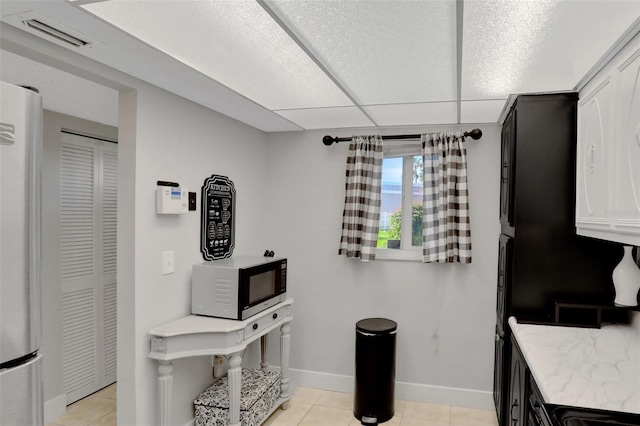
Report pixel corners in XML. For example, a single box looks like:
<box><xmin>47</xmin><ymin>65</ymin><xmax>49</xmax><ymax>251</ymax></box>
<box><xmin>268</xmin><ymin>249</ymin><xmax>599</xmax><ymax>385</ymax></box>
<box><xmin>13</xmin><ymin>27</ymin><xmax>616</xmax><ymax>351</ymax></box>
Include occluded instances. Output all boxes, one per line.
<box><xmin>117</xmin><ymin>83</ymin><xmax>271</xmax><ymax>426</ymax></box>
<box><xmin>263</xmin><ymin>125</ymin><xmax>501</xmax><ymax>408</ymax></box>
<box><xmin>117</xmin><ymin>91</ymin><xmax>501</xmax><ymax>424</ymax></box>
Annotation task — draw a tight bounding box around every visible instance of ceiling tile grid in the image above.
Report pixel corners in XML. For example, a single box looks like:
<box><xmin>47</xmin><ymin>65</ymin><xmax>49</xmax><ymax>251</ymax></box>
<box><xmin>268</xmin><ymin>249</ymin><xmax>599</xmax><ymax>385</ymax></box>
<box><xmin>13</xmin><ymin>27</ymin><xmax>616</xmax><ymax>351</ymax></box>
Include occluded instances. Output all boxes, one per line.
<box><xmin>81</xmin><ymin>0</ymin><xmax>353</xmax><ymax>111</ymax></box>
<box><xmin>364</xmin><ymin>102</ymin><xmax>458</xmax><ymax>126</ymax></box>
<box><xmin>266</xmin><ymin>0</ymin><xmax>458</xmax><ymax>106</ymax></box>
<box><xmin>275</xmin><ymin>106</ymin><xmax>374</xmax><ymax>130</ymax></box>
<box><xmin>2</xmin><ymin>0</ymin><xmax>638</xmax><ymax>131</ymax></box>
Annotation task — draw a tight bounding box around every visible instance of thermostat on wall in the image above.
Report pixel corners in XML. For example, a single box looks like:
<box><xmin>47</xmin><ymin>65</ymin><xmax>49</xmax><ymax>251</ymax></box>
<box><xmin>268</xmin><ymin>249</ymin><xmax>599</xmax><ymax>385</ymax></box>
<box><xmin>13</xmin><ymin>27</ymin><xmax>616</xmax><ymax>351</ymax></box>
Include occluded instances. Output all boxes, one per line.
<box><xmin>157</xmin><ymin>185</ymin><xmax>188</xmax><ymax>214</ymax></box>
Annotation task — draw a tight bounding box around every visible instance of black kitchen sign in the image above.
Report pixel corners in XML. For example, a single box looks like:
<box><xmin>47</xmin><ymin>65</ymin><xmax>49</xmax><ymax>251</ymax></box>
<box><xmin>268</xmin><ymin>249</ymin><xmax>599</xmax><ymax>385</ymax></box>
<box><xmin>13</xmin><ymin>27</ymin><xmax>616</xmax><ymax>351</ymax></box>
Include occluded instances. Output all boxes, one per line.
<box><xmin>201</xmin><ymin>175</ymin><xmax>235</xmax><ymax>260</ymax></box>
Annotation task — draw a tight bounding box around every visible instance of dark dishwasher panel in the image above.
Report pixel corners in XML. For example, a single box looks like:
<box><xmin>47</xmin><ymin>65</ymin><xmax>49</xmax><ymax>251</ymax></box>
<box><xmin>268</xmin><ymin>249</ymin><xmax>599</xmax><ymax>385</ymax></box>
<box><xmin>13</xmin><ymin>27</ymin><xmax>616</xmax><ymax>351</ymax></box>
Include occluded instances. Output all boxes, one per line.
<box><xmin>547</xmin><ymin>405</ymin><xmax>640</xmax><ymax>426</ymax></box>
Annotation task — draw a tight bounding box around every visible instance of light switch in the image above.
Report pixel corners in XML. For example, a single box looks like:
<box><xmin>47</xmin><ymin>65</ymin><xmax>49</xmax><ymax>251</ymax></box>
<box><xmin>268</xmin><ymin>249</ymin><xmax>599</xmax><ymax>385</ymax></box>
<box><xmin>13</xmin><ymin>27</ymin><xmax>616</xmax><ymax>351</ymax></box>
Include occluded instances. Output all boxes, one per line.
<box><xmin>162</xmin><ymin>251</ymin><xmax>175</xmax><ymax>275</ymax></box>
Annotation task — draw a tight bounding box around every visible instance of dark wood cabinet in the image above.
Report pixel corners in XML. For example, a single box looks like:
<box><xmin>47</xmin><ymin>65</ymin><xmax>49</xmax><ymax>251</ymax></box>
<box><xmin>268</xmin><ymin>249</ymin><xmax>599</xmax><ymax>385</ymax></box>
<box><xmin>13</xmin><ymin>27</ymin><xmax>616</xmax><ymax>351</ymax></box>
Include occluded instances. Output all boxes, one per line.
<box><xmin>508</xmin><ymin>339</ymin><xmax>528</xmax><ymax>426</ymax></box>
<box><xmin>496</xmin><ymin>235</ymin><xmax>512</xmax><ymax>333</ymax></box>
<box><xmin>494</xmin><ymin>234</ymin><xmax>513</xmax><ymax>425</ymax></box>
<box><xmin>500</xmin><ymin>93</ymin><xmax>621</xmax><ymax>322</ymax></box>
<box><xmin>493</xmin><ymin>325</ymin><xmax>507</xmax><ymax>426</ymax></box>
<box><xmin>493</xmin><ymin>93</ymin><xmax>623</xmax><ymax>426</ymax></box>
<box><xmin>509</xmin><ymin>339</ymin><xmax>551</xmax><ymax>426</ymax></box>
<box><xmin>500</xmin><ymin>110</ymin><xmax>516</xmax><ymax>233</ymax></box>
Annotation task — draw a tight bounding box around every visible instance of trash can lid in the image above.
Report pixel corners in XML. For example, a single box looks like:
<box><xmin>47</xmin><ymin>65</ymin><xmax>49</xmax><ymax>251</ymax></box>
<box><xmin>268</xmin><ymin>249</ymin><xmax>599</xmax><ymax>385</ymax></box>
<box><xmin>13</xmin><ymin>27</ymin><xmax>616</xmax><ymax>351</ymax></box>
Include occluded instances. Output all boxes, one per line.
<box><xmin>356</xmin><ymin>318</ymin><xmax>397</xmax><ymax>334</ymax></box>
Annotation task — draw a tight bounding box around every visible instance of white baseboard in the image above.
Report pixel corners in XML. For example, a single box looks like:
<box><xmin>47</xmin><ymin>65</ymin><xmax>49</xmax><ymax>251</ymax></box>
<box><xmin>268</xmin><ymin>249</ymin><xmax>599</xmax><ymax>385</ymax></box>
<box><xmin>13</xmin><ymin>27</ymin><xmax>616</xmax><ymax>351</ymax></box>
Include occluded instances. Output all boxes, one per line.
<box><xmin>289</xmin><ymin>368</ymin><xmax>494</xmax><ymax>411</ymax></box>
<box><xmin>395</xmin><ymin>381</ymin><xmax>495</xmax><ymax>410</ymax></box>
<box><xmin>44</xmin><ymin>394</ymin><xmax>67</xmax><ymax>423</ymax></box>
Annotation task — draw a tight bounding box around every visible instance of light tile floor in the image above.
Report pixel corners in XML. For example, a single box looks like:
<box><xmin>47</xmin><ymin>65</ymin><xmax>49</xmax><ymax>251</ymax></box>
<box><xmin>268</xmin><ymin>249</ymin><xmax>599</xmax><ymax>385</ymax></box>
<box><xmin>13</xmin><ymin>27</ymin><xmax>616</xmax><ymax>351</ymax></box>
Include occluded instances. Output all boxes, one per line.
<box><xmin>46</xmin><ymin>384</ymin><xmax>116</xmax><ymax>426</ymax></box>
<box><xmin>264</xmin><ymin>388</ymin><xmax>498</xmax><ymax>426</ymax></box>
<box><xmin>46</xmin><ymin>384</ymin><xmax>498</xmax><ymax>426</ymax></box>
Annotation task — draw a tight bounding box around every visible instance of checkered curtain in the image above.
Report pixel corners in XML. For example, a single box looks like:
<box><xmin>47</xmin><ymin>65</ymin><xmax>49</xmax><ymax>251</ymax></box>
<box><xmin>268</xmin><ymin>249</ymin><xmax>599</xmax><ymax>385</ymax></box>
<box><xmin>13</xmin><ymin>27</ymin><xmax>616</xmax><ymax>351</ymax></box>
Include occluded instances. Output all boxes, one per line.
<box><xmin>338</xmin><ymin>135</ymin><xmax>383</xmax><ymax>261</ymax></box>
<box><xmin>422</xmin><ymin>132</ymin><xmax>472</xmax><ymax>263</ymax></box>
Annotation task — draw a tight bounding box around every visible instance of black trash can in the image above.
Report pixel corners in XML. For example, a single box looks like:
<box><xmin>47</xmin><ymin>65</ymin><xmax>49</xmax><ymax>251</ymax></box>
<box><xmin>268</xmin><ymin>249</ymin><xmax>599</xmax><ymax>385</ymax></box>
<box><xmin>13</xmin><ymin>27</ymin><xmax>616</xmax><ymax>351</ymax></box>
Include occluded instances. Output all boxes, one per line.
<box><xmin>354</xmin><ymin>318</ymin><xmax>397</xmax><ymax>425</ymax></box>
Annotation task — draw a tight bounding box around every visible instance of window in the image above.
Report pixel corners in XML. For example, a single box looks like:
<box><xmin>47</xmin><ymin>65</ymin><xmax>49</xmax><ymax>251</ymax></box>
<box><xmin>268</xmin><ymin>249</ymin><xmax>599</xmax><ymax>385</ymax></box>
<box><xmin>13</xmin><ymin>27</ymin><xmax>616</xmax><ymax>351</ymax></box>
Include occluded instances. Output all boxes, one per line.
<box><xmin>377</xmin><ymin>146</ymin><xmax>424</xmax><ymax>261</ymax></box>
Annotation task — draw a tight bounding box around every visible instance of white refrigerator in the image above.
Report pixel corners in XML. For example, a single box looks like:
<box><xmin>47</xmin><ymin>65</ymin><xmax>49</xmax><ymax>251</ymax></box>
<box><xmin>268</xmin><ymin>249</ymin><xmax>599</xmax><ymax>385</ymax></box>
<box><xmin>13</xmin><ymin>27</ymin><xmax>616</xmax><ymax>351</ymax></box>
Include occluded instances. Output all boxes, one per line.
<box><xmin>0</xmin><ymin>81</ymin><xmax>44</xmax><ymax>426</ymax></box>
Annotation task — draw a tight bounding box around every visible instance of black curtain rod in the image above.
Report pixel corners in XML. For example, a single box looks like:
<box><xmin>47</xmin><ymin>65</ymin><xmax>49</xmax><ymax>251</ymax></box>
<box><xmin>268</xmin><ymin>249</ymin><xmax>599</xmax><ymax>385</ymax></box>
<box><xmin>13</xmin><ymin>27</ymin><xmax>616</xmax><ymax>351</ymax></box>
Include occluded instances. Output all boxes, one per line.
<box><xmin>322</xmin><ymin>128</ymin><xmax>482</xmax><ymax>146</ymax></box>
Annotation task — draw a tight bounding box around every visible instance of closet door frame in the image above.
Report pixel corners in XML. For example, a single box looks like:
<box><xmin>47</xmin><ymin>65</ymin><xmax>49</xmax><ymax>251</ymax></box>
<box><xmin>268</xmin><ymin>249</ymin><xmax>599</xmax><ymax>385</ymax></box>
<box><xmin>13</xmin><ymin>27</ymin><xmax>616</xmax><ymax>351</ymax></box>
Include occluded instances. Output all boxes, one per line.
<box><xmin>59</xmin><ymin>131</ymin><xmax>117</xmax><ymax>404</ymax></box>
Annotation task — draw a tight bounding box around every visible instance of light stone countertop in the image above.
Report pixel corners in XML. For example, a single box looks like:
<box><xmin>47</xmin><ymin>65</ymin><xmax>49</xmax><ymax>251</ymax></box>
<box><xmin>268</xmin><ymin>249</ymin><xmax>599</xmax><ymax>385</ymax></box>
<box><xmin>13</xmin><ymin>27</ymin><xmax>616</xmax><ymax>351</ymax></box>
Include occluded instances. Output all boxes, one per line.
<box><xmin>509</xmin><ymin>315</ymin><xmax>640</xmax><ymax>414</ymax></box>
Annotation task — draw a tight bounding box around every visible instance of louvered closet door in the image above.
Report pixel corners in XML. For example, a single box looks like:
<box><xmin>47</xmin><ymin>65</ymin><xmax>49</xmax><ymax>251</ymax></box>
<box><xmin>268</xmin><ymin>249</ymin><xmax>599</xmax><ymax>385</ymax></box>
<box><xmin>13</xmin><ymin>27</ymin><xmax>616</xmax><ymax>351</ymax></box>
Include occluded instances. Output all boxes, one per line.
<box><xmin>60</xmin><ymin>132</ymin><xmax>117</xmax><ymax>404</ymax></box>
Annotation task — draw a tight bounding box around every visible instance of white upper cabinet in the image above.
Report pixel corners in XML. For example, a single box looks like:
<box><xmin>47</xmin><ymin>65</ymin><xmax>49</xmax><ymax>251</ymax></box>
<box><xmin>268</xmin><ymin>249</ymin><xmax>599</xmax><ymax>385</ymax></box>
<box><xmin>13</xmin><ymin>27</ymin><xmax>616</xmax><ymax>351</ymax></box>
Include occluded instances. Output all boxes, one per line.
<box><xmin>577</xmin><ymin>32</ymin><xmax>640</xmax><ymax>246</ymax></box>
<box><xmin>577</xmin><ymin>76</ymin><xmax>613</xmax><ymax>226</ymax></box>
<box><xmin>616</xmin><ymin>43</ymin><xmax>640</xmax><ymax>240</ymax></box>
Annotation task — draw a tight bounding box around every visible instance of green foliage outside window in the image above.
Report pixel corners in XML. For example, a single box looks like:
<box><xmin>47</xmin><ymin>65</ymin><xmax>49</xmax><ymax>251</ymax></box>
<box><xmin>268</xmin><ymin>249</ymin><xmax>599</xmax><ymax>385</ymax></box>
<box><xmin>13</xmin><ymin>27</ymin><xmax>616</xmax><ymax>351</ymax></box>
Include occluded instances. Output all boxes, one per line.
<box><xmin>387</xmin><ymin>202</ymin><xmax>424</xmax><ymax>246</ymax></box>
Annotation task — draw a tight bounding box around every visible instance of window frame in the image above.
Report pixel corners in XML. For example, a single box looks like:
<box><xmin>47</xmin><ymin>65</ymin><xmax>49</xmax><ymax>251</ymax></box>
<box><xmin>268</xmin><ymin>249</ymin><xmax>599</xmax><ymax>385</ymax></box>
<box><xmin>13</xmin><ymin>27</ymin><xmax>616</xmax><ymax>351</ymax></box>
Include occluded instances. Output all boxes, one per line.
<box><xmin>376</xmin><ymin>146</ymin><xmax>423</xmax><ymax>262</ymax></box>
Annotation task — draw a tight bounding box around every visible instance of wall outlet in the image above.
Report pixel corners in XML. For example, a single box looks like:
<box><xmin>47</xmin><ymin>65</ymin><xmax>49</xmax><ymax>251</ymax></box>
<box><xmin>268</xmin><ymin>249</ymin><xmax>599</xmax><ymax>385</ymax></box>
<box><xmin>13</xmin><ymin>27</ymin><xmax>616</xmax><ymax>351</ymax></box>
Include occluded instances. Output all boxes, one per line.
<box><xmin>162</xmin><ymin>251</ymin><xmax>175</xmax><ymax>275</ymax></box>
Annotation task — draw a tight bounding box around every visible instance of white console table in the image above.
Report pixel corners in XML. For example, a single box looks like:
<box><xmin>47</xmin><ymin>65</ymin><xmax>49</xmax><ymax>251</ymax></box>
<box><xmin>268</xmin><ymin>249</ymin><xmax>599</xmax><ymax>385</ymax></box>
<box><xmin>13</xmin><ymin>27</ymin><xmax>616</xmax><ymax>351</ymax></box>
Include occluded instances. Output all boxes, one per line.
<box><xmin>148</xmin><ymin>298</ymin><xmax>293</xmax><ymax>426</ymax></box>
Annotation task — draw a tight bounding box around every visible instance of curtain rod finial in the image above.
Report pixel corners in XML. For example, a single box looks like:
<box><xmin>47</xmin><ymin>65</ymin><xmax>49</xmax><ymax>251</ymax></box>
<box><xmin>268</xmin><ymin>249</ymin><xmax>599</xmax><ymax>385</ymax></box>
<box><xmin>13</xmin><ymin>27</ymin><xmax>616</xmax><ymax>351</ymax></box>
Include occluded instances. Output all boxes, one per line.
<box><xmin>467</xmin><ymin>129</ymin><xmax>482</xmax><ymax>140</ymax></box>
<box><xmin>323</xmin><ymin>135</ymin><xmax>336</xmax><ymax>146</ymax></box>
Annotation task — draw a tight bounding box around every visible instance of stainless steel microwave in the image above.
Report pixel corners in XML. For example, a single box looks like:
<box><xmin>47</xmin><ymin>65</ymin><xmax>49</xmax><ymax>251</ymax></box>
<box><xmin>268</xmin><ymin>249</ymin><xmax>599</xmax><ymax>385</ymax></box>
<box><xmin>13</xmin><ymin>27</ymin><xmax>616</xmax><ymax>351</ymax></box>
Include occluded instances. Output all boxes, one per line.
<box><xmin>191</xmin><ymin>256</ymin><xmax>287</xmax><ymax>320</ymax></box>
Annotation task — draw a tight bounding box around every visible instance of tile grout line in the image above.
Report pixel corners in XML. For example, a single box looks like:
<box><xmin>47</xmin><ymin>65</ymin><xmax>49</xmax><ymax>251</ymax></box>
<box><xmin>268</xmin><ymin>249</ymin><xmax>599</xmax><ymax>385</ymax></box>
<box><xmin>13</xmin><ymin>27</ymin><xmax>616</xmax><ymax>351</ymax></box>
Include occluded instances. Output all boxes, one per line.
<box><xmin>86</xmin><ymin>408</ymin><xmax>116</xmax><ymax>426</ymax></box>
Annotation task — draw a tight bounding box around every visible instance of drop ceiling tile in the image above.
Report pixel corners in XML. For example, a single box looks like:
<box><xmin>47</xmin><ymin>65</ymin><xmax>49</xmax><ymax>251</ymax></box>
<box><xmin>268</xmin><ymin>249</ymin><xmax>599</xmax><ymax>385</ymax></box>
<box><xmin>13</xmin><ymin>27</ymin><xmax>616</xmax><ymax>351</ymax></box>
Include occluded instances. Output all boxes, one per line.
<box><xmin>267</xmin><ymin>0</ymin><xmax>457</xmax><ymax>105</ymax></box>
<box><xmin>13</xmin><ymin>0</ymin><xmax>636</xmax><ymax>134</ymax></box>
<box><xmin>81</xmin><ymin>0</ymin><xmax>352</xmax><ymax>111</ymax></box>
<box><xmin>460</xmin><ymin>99</ymin><xmax>507</xmax><ymax>124</ymax></box>
<box><xmin>363</xmin><ymin>102</ymin><xmax>457</xmax><ymax>126</ymax></box>
<box><xmin>462</xmin><ymin>0</ymin><xmax>640</xmax><ymax>99</ymax></box>
<box><xmin>275</xmin><ymin>107</ymin><xmax>375</xmax><ymax>130</ymax></box>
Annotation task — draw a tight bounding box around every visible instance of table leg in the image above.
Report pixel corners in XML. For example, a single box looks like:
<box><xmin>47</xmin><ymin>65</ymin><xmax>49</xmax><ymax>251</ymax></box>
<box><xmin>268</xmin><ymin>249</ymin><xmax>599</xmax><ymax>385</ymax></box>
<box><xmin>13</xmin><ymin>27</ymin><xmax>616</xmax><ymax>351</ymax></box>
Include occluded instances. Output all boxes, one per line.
<box><xmin>158</xmin><ymin>361</ymin><xmax>173</xmax><ymax>426</ymax></box>
<box><xmin>280</xmin><ymin>322</ymin><xmax>291</xmax><ymax>407</ymax></box>
<box><xmin>228</xmin><ymin>351</ymin><xmax>243</xmax><ymax>426</ymax></box>
<box><xmin>260</xmin><ymin>335</ymin><xmax>268</xmax><ymax>370</ymax></box>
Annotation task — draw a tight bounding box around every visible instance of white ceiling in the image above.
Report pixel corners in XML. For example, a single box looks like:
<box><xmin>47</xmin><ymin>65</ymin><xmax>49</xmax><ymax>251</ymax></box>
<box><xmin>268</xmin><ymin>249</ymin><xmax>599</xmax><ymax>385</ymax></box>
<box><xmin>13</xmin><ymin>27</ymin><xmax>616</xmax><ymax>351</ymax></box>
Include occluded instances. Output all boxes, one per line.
<box><xmin>0</xmin><ymin>0</ymin><xmax>639</xmax><ymax>132</ymax></box>
<box><xmin>0</xmin><ymin>49</ymin><xmax>120</xmax><ymax>126</ymax></box>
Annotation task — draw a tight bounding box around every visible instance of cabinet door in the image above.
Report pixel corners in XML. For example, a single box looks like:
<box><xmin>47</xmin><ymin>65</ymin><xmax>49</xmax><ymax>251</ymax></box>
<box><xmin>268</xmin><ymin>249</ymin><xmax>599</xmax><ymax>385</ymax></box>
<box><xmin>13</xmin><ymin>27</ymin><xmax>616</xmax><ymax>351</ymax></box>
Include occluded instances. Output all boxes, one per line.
<box><xmin>496</xmin><ymin>235</ymin><xmax>512</xmax><ymax>331</ymax></box>
<box><xmin>614</xmin><ymin>45</ymin><xmax>640</xmax><ymax>240</ymax></box>
<box><xmin>576</xmin><ymin>77</ymin><xmax>613</xmax><ymax>233</ymax></box>
<box><xmin>508</xmin><ymin>342</ymin><xmax>528</xmax><ymax>426</ymax></box>
<box><xmin>493</xmin><ymin>326</ymin><xmax>506</xmax><ymax>426</ymax></box>
<box><xmin>500</xmin><ymin>111</ymin><xmax>516</xmax><ymax>231</ymax></box>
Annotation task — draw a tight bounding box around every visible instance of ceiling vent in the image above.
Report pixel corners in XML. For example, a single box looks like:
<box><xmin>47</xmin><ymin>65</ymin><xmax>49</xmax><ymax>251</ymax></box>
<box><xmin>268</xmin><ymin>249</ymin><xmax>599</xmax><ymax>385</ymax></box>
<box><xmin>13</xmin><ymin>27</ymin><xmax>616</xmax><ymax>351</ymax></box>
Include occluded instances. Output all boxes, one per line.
<box><xmin>23</xmin><ymin>19</ymin><xmax>89</xmax><ymax>48</ymax></box>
